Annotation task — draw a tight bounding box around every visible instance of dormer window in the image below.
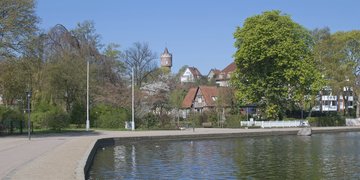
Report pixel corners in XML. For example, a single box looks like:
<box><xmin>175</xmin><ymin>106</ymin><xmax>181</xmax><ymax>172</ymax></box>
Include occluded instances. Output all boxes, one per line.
<box><xmin>212</xmin><ymin>96</ymin><xmax>217</xmax><ymax>101</ymax></box>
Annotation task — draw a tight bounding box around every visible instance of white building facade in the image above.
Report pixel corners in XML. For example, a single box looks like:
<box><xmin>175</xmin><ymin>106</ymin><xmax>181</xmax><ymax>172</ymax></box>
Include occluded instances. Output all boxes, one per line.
<box><xmin>180</xmin><ymin>67</ymin><xmax>202</xmax><ymax>83</ymax></box>
<box><xmin>313</xmin><ymin>87</ymin><xmax>354</xmax><ymax>112</ymax></box>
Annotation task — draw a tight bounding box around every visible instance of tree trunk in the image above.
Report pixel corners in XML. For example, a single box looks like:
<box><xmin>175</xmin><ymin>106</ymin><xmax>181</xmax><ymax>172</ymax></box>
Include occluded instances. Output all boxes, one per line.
<box><xmin>307</xmin><ymin>93</ymin><xmax>317</xmax><ymax>118</ymax></box>
<box><xmin>177</xmin><ymin>108</ymin><xmax>180</xmax><ymax>126</ymax></box>
<box><xmin>320</xmin><ymin>90</ymin><xmax>323</xmax><ymax>113</ymax></box>
<box><xmin>344</xmin><ymin>95</ymin><xmax>348</xmax><ymax>117</ymax></box>
<box><xmin>357</xmin><ymin>100</ymin><xmax>360</xmax><ymax>118</ymax></box>
<box><xmin>337</xmin><ymin>94</ymin><xmax>340</xmax><ymax>113</ymax></box>
<box><xmin>308</xmin><ymin>108</ymin><xmax>313</xmax><ymax>118</ymax></box>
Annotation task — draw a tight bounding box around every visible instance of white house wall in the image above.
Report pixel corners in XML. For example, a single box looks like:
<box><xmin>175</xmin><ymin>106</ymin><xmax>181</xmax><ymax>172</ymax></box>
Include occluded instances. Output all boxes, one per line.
<box><xmin>313</xmin><ymin>95</ymin><xmax>354</xmax><ymax>112</ymax></box>
<box><xmin>180</xmin><ymin>68</ymin><xmax>195</xmax><ymax>83</ymax></box>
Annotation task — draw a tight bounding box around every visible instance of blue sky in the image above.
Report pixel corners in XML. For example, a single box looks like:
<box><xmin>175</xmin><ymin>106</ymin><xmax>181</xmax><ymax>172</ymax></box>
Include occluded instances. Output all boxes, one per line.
<box><xmin>36</xmin><ymin>0</ymin><xmax>360</xmax><ymax>74</ymax></box>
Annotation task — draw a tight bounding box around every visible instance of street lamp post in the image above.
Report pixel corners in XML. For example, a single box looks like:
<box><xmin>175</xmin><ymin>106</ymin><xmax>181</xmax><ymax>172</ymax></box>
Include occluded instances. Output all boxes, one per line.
<box><xmin>131</xmin><ymin>67</ymin><xmax>135</xmax><ymax>131</ymax></box>
<box><xmin>86</xmin><ymin>60</ymin><xmax>90</xmax><ymax>131</ymax></box>
<box><xmin>26</xmin><ymin>91</ymin><xmax>32</xmax><ymax>140</ymax></box>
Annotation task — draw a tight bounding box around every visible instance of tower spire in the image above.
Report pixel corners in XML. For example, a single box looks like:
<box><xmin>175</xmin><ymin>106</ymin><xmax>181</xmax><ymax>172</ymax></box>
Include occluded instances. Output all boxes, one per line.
<box><xmin>160</xmin><ymin>47</ymin><xmax>172</xmax><ymax>72</ymax></box>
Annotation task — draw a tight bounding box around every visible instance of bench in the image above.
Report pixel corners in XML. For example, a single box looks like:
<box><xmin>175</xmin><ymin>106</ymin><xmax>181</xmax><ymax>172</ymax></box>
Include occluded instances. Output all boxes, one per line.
<box><xmin>202</xmin><ymin>122</ymin><xmax>212</xmax><ymax>128</ymax></box>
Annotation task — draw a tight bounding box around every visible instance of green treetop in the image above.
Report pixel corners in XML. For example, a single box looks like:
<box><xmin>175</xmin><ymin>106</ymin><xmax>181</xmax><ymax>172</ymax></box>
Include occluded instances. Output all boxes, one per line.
<box><xmin>232</xmin><ymin>10</ymin><xmax>323</xmax><ymax>120</ymax></box>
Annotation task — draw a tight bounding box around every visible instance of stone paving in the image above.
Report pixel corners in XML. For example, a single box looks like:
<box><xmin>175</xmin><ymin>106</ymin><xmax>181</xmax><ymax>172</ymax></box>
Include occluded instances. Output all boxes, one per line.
<box><xmin>1</xmin><ymin>127</ymin><xmax>360</xmax><ymax>180</ymax></box>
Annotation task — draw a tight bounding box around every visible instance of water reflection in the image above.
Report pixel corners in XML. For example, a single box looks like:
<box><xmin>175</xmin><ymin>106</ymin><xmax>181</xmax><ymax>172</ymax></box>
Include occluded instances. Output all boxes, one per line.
<box><xmin>88</xmin><ymin>132</ymin><xmax>360</xmax><ymax>179</ymax></box>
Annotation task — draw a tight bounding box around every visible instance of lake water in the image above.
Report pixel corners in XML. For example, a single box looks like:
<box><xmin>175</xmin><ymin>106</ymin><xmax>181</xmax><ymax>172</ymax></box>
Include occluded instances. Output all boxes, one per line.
<box><xmin>88</xmin><ymin>132</ymin><xmax>360</xmax><ymax>179</ymax></box>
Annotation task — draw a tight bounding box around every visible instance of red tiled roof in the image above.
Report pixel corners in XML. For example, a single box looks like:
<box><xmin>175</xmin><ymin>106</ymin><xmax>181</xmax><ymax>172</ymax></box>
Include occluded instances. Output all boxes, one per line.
<box><xmin>188</xmin><ymin>67</ymin><xmax>202</xmax><ymax>77</ymax></box>
<box><xmin>199</xmin><ymin>86</ymin><xmax>219</xmax><ymax>107</ymax></box>
<box><xmin>181</xmin><ymin>86</ymin><xmax>232</xmax><ymax>109</ymax></box>
<box><xmin>222</xmin><ymin>62</ymin><xmax>236</xmax><ymax>74</ymax></box>
<box><xmin>182</xmin><ymin>87</ymin><xmax>197</xmax><ymax>108</ymax></box>
<box><xmin>208</xmin><ymin>69</ymin><xmax>221</xmax><ymax>77</ymax></box>
<box><xmin>217</xmin><ymin>62</ymin><xmax>237</xmax><ymax>81</ymax></box>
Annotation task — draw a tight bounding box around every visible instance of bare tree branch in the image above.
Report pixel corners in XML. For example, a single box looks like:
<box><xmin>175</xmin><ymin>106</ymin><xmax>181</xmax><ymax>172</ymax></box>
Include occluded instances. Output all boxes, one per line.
<box><xmin>123</xmin><ymin>42</ymin><xmax>158</xmax><ymax>87</ymax></box>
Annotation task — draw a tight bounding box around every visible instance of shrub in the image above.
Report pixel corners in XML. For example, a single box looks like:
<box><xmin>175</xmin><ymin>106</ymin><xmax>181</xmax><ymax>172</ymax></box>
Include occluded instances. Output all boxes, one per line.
<box><xmin>187</xmin><ymin>113</ymin><xmax>202</xmax><ymax>127</ymax></box>
<box><xmin>348</xmin><ymin>108</ymin><xmax>356</xmax><ymax>118</ymax></box>
<box><xmin>0</xmin><ymin>106</ymin><xmax>23</xmax><ymax>122</ymax></box>
<box><xmin>47</xmin><ymin>109</ymin><xmax>70</xmax><ymax>130</ymax></box>
<box><xmin>158</xmin><ymin>114</ymin><xmax>172</xmax><ymax>128</ymax></box>
<box><xmin>138</xmin><ymin>113</ymin><xmax>176</xmax><ymax>129</ymax></box>
<box><xmin>31</xmin><ymin>111</ymin><xmax>48</xmax><ymax>129</ymax></box>
<box><xmin>225</xmin><ymin>114</ymin><xmax>247</xmax><ymax>128</ymax></box>
<box><xmin>0</xmin><ymin>106</ymin><xmax>23</xmax><ymax>131</ymax></box>
<box><xmin>206</xmin><ymin>111</ymin><xmax>219</xmax><ymax>126</ymax></box>
<box><xmin>140</xmin><ymin>113</ymin><xmax>158</xmax><ymax>129</ymax></box>
<box><xmin>31</xmin><ymin>102</ymin><xmax>69</xmax><ymax>130</ymax></box>
<box><xmin>91</xmin><ymin>104</ymin><xmax>129</xmax><ymax>129</ymax></box>
<box><xmin>307</xmin><ymin>113</ymin><xmax>345</xmax><ymax>127</ymax></box>
<box><xmin>70</xmin><ymin>102</ymin><xmax>85</xmax><ymax>127</ymax></box>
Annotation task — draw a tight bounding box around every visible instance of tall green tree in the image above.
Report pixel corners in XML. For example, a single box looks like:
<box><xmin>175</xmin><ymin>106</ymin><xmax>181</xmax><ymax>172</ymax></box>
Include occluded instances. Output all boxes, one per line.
<box><xmin>232</xmin><ymin>10</ymin><xmax>322</xmax><ymax>120</ymax></box>
<box><xmin>0</xmin><ymin>0</ymin><xmax>39</xmax><ymax>107</ymax></box>
<box><xmin>0</xmin><ymin>0</ymin><xmax>38</xmax><ymax>59</ymax></box>
<box><xmin>0</xmin><ymin>58</ymin><xmax>28</xmax><ymax>105</ymax></box>
<box><xmin>94</xmin><ymin>43</ymin><xmax>129</xmax><ymax>107</ymax></box>
<box><xmin>71</xmin><ymin>20</ymin><xmax>102</xmax><ymax>55</ymax></box>
<box><xmin>316</xmin><ymin>30</ymin><xmax>360</xmax><ymax>116</ymax></box>
<box><xmin>311</xmin><ymin>27</ymin><xmax>331</xmax><ymax>113</ymax></box>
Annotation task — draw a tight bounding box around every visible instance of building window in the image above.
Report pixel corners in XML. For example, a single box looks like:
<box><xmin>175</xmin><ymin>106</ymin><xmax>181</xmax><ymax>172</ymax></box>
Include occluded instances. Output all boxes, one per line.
<box><xmin>332</xmin><ymin>101</ymin><xmax>337</xmax><ymax>106</ymax></box>
<box><xmin>212</xmin><ymin>96</ymin><xmax>218</xmax><ymax>101</ymax></box>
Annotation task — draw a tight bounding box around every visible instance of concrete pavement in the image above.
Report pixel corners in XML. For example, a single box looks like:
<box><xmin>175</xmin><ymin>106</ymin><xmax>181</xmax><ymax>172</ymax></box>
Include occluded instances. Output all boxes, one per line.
<box><xmin>0</xmin><ymin>132</ymin><xmax>99</xmax><ymax>180</ymax></box>
<box><xmin>1</xmin><ymin>127</ymin><xmax>360</xmax><ymax>180</ymax></box>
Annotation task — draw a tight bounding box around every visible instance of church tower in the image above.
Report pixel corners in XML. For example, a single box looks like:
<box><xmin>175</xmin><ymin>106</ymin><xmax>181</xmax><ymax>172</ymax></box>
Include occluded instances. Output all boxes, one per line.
<box><xmin>160</xmin><ymin>47</ymin><xmax>172</xmax><ymax>72</ymax></box>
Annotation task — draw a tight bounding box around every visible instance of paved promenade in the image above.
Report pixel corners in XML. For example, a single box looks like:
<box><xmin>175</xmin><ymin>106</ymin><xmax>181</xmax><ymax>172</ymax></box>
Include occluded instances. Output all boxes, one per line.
<box><xmin>1</xmin><ymin>127</ymin><xmax>360</xmax><ymax>180</ymax></box>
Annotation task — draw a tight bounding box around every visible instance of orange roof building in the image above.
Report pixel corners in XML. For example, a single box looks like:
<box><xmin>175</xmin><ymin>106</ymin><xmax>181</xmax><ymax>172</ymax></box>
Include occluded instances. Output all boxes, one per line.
<box><xmin>182</xmin><ymin>87</ymin><xmax>198</xmax><ymax>108</ymax></box>
<box><xmin>216</xmin><ymin>62</ymin><xmax>237</xmax><ymax>87</ymax></box>
<box><xmin>207</xmin><ymin>68</ymin><xmax>221</xmax><ymax>80</ymax></box>
<box><xmin>182</xmin><ymin>86</ymin><xmax>227</xmax><ymax>111</ymax></box>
